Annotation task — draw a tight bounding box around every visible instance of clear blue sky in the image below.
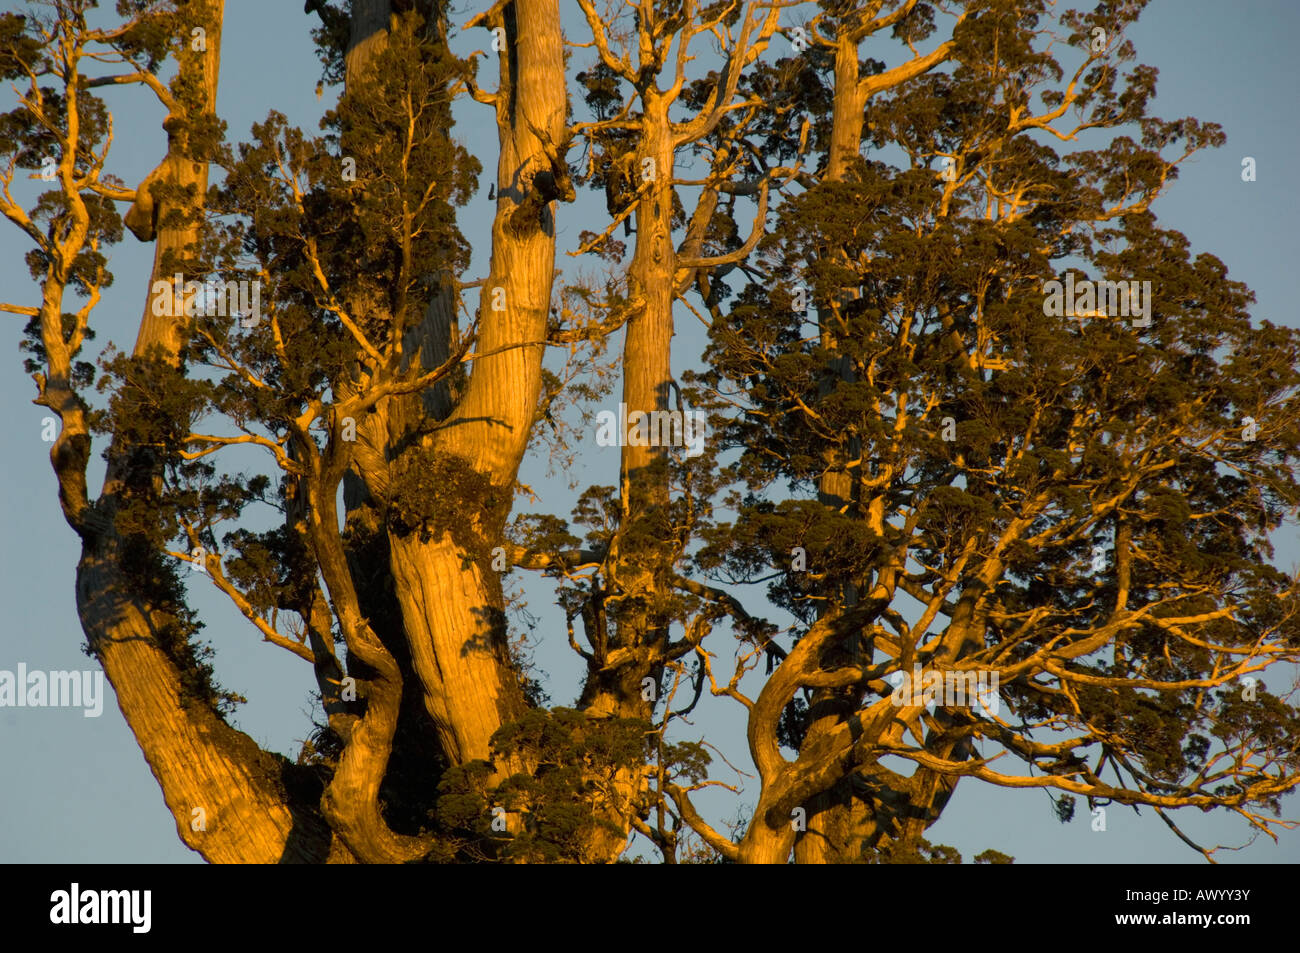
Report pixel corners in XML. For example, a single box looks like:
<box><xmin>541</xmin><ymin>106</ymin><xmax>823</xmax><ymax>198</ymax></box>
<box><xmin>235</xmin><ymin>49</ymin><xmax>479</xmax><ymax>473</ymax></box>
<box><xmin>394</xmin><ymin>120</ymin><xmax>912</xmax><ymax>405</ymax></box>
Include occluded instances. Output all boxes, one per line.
<box><xmin>1</xmin><ymin>0</ymin><xmax>1297</xmax><ymax>863</ymax></box>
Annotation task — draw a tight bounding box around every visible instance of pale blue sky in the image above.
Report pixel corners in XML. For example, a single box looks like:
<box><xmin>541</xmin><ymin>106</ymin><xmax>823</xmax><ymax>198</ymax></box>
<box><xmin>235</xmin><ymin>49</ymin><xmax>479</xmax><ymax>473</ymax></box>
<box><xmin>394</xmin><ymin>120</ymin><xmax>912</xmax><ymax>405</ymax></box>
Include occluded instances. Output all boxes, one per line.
<box><xmin>1</xmin><ymin>0</ymin><xmax>1297</xmax><ymax>863</ymax></box>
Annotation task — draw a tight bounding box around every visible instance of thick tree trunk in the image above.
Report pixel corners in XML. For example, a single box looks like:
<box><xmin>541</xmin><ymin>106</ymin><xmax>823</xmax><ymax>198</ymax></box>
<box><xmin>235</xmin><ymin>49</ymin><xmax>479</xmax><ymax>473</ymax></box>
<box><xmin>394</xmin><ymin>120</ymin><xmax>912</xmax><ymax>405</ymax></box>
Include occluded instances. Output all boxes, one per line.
<box><xmin>794</xmin><ymin>28</ymin><xmax>868</xmax><ymax>864</ymax></box>
<box><xmin>584</xmin><ymin>93</ymin><xmax>676</xmax><ymax>717</ymax></box>
<box><xmin>739</xmin><ymin>818</ymin><xmax>798</xmax><ymax>865</ymax></box>
<box><xmin>387</xmin><ymin>533</ymin><xmax>528</xmax><ymax>767</ymax></box>
<box><xmin>824</xmin><ymin>36</ymin><xmax>867</xmax><ymax>184</ymax></box>
<box><xmin>69</xmin><ymin>1</ymin><xmax>336</xmax><ymax>863</ymax></box>
<box><xmin>619</xmin><ymin>96</ymin><xmax>676</xmax><ymax>514</ymax></box>
<box><xmin>385</xmin><ymin>0</ymin><xmax>566</xmax><ymax>773</ymax></box>
<box><xmin>77</xmin><ymin>544</ymin><xmax>322</xmax><ymax>862</ymax></box>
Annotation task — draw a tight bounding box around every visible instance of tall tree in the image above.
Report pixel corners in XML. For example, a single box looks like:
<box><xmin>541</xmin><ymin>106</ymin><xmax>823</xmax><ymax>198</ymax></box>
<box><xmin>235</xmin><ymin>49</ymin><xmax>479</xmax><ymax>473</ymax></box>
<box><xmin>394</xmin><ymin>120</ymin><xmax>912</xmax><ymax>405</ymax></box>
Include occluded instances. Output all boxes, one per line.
<box><xmin>0</xmin><ymin>0</ymin><xmax>338</xmax><ymax>863</ymax></box>
<box><xmin>685</xmin><ymin>0</ymin><xmax>1300</xmax><ymax>863</ymax></box>
<box><xmin>1</xmin><ymin>0</ymin><xmax>571</xmax><ymax>863</ymax></box>
<box><xmin>3</xmin><ymin>0</ymin><xmax>1298</xmax><ymax>865</ymax></box>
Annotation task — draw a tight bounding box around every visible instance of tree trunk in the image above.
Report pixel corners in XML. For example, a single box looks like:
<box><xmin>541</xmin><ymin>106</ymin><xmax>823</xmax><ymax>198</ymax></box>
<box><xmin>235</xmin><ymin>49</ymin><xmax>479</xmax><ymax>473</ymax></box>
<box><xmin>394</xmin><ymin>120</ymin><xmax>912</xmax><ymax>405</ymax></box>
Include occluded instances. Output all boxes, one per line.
<box><xmin>72</xmin><ymin>0</ymin><xmax>334</xmax><ymax>863</ymax></box>
<box><xmin>568</xmin><ymin>92</ymin><xmax>682</xmax><ymax>861</ymax></box>
<box><xmin>824</xmin><ymin>35</ymin><xmax>867</xmax><ymax>185</ymax></box>
<box><xmin>385</xmin><ymin>0</ymin><xmax>566</xmax><ymax>774</ymax></box>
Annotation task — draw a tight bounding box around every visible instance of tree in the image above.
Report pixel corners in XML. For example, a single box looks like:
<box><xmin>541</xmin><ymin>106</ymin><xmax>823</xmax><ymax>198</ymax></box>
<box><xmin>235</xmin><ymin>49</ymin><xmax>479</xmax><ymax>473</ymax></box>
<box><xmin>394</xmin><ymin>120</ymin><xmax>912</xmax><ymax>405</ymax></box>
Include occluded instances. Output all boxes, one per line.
<box><xmin>683</xmin><ymin>0</ymin><xmax>1300</xmax><ymax>863</ymax></box>
<box><xmin>2</xmin><ymin>0</ymin><xmax>1297</xmax><ymax>865</ymax></box>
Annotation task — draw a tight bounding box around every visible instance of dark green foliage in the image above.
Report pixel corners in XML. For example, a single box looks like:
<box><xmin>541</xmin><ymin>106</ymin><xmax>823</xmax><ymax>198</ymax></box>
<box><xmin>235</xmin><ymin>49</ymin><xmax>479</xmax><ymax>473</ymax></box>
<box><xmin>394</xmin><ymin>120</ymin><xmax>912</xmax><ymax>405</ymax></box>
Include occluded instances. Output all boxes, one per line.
<box><xmin>1053</xmin><ymin>794</ymin><xmax>1076</xmax><ymax>824</ymax></box>
<box><xmin>776</xmin><ymin>693</ymin><xmax>810</xmax><ymax>751</ymax></box>
<box><xmin>684</xmin><ymin>0</ymin><xmax>1300</xmax><ymax>856</ymax></box>
<box><xmin>430</xmin><ymin>708</ymin><xmax>654</xmax><ymax>863</ymax></box>
<box><xmin>489</xmin><ymin>707</ymin><xmax>647</xmax><ymax>862</ymax></box>
<box><xmin>388</xmin><ymin>449</ymin><xmax>508</xmax><ymax>544</ymax></box>
<box><xmin>863</xmin><ymin>837</ymin><xmax>962</xmax><ymax>864</ymax></box>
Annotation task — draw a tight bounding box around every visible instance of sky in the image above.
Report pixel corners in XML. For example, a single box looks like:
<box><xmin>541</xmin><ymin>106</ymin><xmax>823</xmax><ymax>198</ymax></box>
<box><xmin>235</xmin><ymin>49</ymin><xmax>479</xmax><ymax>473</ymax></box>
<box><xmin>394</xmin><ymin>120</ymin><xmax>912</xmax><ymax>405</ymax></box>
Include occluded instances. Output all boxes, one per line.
<box><xmin>1</xmin><ymin>0</ymin><xmax>1298</xmax><ymax>863</ymax></box>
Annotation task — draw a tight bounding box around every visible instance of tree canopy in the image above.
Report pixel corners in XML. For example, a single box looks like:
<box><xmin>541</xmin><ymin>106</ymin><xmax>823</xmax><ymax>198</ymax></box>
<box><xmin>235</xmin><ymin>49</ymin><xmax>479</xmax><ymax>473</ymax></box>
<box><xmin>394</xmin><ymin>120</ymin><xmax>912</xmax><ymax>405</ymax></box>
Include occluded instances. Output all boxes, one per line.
<box><xmin>2</xmin><ymin>0</ymin><xmax>1297</xmax><ymax>864</ymax></box>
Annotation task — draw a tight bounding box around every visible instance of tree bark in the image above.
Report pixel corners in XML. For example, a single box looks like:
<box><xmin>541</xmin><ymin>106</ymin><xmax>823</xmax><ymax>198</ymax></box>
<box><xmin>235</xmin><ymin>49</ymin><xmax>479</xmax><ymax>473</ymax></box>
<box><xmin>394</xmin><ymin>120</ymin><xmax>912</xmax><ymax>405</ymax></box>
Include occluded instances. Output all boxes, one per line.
<box><xmin>71</xmin><ymin>1</ymin><xmax>333</xmax><ymax>863</ymax></box>
<box><xmin>385</xmin><ymin>0</ymin><xmax>567</xmax><ymax>773</ymax></box>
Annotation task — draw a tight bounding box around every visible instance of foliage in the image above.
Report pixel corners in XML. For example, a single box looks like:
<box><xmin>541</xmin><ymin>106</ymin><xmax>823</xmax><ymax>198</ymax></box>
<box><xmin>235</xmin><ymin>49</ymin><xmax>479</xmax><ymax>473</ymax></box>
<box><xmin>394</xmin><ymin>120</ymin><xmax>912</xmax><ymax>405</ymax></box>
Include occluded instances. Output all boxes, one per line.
<box><xmin>2</xmin><ymin>0</ymin><xmax>1298</xmax><ymax>864</ymax></box>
